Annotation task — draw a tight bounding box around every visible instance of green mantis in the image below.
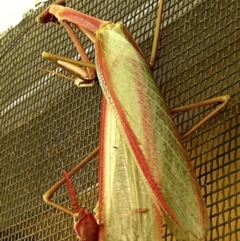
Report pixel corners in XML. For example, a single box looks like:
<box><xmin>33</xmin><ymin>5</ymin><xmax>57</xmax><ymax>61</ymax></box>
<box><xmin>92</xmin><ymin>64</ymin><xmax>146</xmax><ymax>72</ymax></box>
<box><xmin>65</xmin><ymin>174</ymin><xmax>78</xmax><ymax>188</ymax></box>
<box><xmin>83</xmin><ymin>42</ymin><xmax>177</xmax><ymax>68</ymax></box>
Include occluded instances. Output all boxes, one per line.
<box><xmin>38</xmin><ymin>1</ymin><xmax>230</xmax><ymax>240</ymax></box>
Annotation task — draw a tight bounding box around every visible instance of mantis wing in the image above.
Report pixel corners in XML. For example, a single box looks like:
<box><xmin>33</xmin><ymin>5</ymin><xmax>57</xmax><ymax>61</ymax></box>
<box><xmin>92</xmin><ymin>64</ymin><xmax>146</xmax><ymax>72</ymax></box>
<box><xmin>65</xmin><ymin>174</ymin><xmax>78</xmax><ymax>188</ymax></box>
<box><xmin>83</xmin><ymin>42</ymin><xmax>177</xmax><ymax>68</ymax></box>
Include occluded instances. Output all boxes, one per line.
<box><xmin>98</xmin><ymin>98</ymin><xmax>163</xmax><ymax>241</ymax></box>
<box><xmin>95</xmin><ymin>23</ymin><xmax>208</xmax><ymax>240</ymax></box>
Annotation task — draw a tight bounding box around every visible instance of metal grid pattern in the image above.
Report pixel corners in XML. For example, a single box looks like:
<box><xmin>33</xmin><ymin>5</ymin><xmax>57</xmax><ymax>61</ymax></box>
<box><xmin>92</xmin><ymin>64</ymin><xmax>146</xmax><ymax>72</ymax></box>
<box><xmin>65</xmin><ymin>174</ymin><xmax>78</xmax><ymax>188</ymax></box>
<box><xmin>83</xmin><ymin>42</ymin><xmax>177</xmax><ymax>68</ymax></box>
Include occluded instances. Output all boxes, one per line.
<box><xmin>1</xmin><ymin>0</ymin><xmax>239</xmax><ymax>240</ymax></box>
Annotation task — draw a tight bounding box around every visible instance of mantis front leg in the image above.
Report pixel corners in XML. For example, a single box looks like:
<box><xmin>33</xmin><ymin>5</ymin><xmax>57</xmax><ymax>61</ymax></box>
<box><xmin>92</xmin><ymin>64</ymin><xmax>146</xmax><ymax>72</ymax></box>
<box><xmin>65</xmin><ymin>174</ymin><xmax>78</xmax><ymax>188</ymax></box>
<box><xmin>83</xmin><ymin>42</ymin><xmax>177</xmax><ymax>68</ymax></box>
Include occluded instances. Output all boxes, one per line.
<box><xmin>62</xmin><ymin>170</ymin><xmax>99</xmax><ymax>241</ymax></box>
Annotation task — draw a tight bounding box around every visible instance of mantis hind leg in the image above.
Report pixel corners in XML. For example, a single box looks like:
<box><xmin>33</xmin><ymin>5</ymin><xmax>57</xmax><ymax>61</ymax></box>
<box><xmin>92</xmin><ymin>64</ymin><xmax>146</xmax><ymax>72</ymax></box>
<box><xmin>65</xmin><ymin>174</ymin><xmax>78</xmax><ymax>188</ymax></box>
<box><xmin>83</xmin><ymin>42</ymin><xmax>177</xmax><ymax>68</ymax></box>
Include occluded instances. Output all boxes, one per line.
<box><xmin>171</xmin><ymin>95</ymin><xmax>231</xmax><ymax>139</ymax></box>
<box><xmin>38</xmin><ymin>1</ymin><xmax>97</xmax><ymax>86</ymax></box>
<box><xmin>41</xmin><ymin>52</ymin><xmax>96</xmax><ymax>87</ymax></box>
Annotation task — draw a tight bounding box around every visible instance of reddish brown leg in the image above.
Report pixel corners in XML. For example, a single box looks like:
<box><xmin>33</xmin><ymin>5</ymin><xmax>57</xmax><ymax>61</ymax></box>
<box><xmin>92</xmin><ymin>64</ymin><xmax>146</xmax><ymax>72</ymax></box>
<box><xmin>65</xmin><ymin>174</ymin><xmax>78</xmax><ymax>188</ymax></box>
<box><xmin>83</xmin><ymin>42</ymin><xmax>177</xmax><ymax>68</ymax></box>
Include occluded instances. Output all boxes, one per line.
<box><xmin>60</xmin><ymin>20</ymin><xmax>96</xmax><ymax>80</ymax></box>
<box><xmin>43</xmin><ymin>147</ymin><xmax>99</xmax><ymax>216</ymax></box>
<box><xmin>62</xmin><ymin>171</ymin><xmax>99</xmax><ymax>241</ymax></box>
<box><xmin>37</xmin><ymin>1</ymin><xmax>97</xmax><ymax>86</ymax></box>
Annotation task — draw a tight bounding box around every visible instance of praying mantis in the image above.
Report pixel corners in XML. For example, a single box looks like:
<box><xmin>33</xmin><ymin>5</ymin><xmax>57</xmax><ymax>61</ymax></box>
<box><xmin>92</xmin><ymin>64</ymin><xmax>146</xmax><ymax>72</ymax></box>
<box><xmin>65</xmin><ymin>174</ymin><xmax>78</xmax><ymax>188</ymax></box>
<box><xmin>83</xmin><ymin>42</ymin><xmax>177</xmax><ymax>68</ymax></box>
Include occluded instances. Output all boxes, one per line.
<box><xmin>37</xmin><ymin>1</ymin><xmax>230</xmax><ymax>240</ymax></box>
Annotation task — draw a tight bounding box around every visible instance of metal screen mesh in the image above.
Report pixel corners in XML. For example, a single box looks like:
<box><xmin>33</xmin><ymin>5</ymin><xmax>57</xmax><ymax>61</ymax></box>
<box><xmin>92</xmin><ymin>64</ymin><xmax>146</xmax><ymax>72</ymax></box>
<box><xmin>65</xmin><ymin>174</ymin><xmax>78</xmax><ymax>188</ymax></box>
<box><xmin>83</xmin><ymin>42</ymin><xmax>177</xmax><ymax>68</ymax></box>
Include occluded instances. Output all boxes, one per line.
<box><xmin>1</xmin><ymin>0</ymin><xmax>239</xmax><ymax>240</ymax></box>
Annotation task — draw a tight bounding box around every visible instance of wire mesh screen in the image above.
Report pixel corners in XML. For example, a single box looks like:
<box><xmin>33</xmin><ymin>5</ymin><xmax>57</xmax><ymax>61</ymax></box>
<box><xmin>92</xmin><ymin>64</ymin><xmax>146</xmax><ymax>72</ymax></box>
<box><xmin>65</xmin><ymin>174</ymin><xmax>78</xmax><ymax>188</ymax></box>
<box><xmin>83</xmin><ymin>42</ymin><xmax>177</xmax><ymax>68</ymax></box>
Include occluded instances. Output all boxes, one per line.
<box><xmin>0</xmin><ymin>0</ymin><xmax>239</xmax><ymax>240</ymax></box>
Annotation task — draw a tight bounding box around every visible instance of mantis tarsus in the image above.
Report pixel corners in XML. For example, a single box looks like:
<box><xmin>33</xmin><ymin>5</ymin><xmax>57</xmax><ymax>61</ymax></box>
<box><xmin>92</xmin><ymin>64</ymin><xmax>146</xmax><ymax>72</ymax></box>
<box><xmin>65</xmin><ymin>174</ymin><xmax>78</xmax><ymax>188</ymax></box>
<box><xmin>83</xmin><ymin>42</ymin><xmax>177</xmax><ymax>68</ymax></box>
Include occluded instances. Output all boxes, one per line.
<box><xmin>37</xmin><ymin>1</ymin><xmax>230</xmax><ymax>240</ymax></box>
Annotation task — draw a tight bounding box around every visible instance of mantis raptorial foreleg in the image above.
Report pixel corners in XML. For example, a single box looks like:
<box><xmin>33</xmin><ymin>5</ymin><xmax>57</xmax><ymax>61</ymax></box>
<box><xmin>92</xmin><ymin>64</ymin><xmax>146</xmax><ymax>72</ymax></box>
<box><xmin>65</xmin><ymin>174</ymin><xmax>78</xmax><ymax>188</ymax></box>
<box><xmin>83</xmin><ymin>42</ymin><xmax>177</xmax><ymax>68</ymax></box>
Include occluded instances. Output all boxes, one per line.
<box><xmin>43</xmin><ymin>147</ymin><xmax>99</xmax><ymax>216</ymax></box>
